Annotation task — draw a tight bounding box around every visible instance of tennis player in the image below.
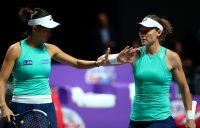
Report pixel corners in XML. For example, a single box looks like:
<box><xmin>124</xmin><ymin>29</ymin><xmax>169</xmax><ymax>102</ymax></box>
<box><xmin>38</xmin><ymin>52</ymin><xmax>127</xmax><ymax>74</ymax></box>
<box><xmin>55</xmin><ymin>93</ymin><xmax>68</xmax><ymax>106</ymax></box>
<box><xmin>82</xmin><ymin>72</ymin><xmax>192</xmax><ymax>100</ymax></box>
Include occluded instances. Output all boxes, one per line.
<box><xmin>98</xmin><ymin>15</ymin><xmax>196</xmax><ymax>128</ymax></box>
<box><xmin>0</xmin><ymin>7</ymin><xmax>123</xmax><ymax>128</ymax></box>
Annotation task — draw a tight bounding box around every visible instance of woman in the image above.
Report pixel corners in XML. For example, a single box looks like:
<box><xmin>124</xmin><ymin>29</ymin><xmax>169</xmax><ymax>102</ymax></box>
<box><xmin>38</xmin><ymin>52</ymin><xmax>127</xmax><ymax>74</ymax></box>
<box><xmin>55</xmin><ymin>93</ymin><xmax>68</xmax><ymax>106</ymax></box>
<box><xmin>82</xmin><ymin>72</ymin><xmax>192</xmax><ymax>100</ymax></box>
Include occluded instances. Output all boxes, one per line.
<box><xmin>0</xmin><ymin>7</ymin><xmax>128</xmax><ymax>128</ymax></box>
<box><xmin>98</xmin><ymin>15</ymin><xmax>196</xmax><ymax>128</ymax></box>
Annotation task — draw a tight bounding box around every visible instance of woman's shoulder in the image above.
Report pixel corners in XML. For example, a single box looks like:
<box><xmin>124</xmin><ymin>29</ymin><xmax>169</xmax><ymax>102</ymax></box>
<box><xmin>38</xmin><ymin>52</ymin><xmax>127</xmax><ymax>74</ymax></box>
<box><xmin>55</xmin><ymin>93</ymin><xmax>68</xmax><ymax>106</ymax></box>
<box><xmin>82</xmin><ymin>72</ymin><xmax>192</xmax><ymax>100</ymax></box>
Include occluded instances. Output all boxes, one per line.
<box><xmin>8</xmin><ymin>42</ymin><xmax>21</xmax><ymax>52</ymax></box>
<box><xmin>5</xmin><ymin>42</ymin><xmax>21</xmax><ymax>59</ymax></box>
<box><xmin>44</xmin><ymin>43</ymin><xmax>56</xmax><ymax>48</ymax></box>
<box><xmin>166</xmin><ymin>48</ymin><xmax>181</xmax><ymax>62</ymax></box>
<box><xmin>43</xmin><ymin>43</ymin><xmax>60</xmax><ymax>56</ymax></box>
<box><xmin>44</xmin><ymin>43</ymin><xmax>60</xmax><ymax>50</ymax></box>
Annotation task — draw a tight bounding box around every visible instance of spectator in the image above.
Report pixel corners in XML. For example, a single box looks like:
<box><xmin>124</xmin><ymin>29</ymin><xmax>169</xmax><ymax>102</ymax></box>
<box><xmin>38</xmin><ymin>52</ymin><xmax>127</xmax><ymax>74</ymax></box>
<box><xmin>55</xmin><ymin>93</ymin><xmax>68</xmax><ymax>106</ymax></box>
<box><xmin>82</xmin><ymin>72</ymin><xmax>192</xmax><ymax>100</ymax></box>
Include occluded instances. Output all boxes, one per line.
<box><xmin>91</xmin><ymin>12</ymin><xmax>117</xmax><ymax>56</ymax></box>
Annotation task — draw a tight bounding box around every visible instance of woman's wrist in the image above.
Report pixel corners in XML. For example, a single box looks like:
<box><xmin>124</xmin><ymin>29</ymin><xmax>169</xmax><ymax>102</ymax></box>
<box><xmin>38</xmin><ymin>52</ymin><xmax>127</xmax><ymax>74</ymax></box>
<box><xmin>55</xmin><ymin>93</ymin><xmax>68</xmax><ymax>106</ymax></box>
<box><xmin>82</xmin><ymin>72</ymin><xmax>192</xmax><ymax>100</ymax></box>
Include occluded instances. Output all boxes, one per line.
<box><xmin>186</xmin><ymin>110</ymin><xmax>194</xmax><ymax>120</ymax></box>
<box><xmin>0</xmin><ymin>103</ymin><xmax>7</xmax><ymax>109</ymax></box>
<box><xmin>95</xmin><ymin>61</ymin><xmax>100</xmax><ymax>67</ymax></box>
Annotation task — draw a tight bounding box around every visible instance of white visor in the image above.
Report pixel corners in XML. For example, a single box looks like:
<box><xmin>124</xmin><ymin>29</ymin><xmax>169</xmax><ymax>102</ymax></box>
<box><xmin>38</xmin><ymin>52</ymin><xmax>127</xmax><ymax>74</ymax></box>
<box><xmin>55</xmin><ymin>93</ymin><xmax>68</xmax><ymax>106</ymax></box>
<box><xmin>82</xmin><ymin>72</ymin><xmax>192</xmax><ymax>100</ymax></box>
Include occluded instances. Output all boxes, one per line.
<box><xmin>139</xmin><ymin>17</ymin><xmax>163</xmax><ymax>31</ymax></box>
<box><xmin>28</xmin><ymin>15</ymin><xmax>60</xmax><ymax>28</ymax></box>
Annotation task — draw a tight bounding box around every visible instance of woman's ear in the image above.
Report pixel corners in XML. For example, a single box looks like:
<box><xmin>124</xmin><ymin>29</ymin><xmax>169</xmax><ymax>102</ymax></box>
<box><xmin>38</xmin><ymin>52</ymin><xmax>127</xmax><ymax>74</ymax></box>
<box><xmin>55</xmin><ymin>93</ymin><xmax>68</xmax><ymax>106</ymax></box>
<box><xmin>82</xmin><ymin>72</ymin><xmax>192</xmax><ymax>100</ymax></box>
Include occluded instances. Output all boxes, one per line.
<box><xmin>157</xmin><ymin>29</ymin><xmax>162</xmax><ymax>36</ymax></box>
<box><xmin>32</xmin><ymin>26</ymin><xmax>37</xmax><ymax>32</ymax></box>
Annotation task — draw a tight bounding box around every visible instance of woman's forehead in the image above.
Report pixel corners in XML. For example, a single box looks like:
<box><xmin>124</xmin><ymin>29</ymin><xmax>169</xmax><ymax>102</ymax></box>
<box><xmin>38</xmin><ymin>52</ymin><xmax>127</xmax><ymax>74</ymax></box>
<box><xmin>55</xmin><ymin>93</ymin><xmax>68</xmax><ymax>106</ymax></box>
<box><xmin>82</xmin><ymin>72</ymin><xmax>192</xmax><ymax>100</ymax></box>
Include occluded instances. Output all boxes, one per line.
<box><xmin>37</xmin><ymin>26</ymin><xmax>52</xmax><ymax>31</ymax></box>
<box><xmin>139</xmin><ymin>26</ymin><xmax>154</xmax><ymax>29</ymax></box>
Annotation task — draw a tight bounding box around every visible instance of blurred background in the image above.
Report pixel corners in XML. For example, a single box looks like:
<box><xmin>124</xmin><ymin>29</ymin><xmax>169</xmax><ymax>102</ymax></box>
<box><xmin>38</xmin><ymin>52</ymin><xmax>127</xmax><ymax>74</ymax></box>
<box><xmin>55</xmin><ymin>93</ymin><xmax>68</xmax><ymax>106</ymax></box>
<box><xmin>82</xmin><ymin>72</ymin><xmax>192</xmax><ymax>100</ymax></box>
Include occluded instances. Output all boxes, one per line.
<box><xmin>1</xmin><ymin>0</ymin><xmax>200</xmax><ymax>64</ymax></box>
<box><xmin>0</xmin><ymin>0</ymin><xmax>200</xmax><ymax>127</ymax></box>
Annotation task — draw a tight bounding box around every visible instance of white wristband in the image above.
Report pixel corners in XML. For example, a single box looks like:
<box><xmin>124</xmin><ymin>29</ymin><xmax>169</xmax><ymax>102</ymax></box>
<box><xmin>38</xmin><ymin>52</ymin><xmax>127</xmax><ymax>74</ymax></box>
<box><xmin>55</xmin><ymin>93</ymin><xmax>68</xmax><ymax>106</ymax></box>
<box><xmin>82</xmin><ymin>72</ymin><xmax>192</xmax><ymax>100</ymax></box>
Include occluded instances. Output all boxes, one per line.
<box><xmin>186</xmin><ymin>110</ymin><xmax>194</xmax><ymax>120</ymax></box>
<box><xmin>186</xmin><ymin>100</ymin><xmax>197</xmax><ymax>120</ymax></box>
<box><xmin>108</xmin><ymin>54</ymin><xmax>122</xmax><ymax>65</ymax></box>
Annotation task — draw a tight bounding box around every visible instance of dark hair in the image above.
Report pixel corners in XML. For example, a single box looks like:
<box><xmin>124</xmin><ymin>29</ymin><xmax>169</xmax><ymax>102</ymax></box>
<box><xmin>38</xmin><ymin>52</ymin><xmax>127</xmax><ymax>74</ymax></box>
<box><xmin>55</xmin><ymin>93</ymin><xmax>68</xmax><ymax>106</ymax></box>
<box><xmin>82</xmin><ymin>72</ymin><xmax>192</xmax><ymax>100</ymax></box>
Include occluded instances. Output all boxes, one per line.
<box><xmin>18</xmin><ymin>7</ymin><xmax>50</xmax><ymax>37</ymax></box>
<box><xmin>145</xmin><ymin>14</ymin><xmax>173</xmax><ymax>42</ymax></box>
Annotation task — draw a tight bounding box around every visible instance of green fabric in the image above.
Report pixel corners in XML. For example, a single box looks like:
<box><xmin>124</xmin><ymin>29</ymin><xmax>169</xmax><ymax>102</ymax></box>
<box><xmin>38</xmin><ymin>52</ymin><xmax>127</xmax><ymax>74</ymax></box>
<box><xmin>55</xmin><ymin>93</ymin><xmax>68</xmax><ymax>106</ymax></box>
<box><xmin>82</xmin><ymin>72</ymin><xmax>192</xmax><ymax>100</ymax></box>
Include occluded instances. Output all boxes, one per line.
<box><xmin>131</xmin><ymin>46</ymin><xmax>172</xmax><ymax>121</ymax></box>
<box><xmin>12</xmin><ymin>39</ymin><xmax>51</xmax><ymax>95</ymax></box>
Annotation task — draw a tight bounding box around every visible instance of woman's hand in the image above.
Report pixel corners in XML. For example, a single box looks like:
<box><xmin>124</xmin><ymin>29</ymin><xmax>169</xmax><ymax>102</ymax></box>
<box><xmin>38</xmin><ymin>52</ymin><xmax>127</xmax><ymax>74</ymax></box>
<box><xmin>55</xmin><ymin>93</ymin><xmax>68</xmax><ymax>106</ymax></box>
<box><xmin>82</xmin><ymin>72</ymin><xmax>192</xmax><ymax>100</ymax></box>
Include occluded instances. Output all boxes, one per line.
<box><xmin>186</xmin><ymin>119</ymin><xmax>196</xmax><ymax>128</ymax></box>
<box><xmin>1</xmin><ymin>105</ymin><xmax>14</xmax><ymax>123</ymax></box>
<box><xmin>117</xmin><ymin>46</ymin><xmax>141</xmax><ymax>64</ymax></box>
<box><xmin>96</xmin><ymin>46</ymin><xmax>141</xmax><ymax>66</ymax></box>
<box><xmin>96</xmin><ymin>47</ymin><xmax>110</xmax><ymax>66</ymax></box>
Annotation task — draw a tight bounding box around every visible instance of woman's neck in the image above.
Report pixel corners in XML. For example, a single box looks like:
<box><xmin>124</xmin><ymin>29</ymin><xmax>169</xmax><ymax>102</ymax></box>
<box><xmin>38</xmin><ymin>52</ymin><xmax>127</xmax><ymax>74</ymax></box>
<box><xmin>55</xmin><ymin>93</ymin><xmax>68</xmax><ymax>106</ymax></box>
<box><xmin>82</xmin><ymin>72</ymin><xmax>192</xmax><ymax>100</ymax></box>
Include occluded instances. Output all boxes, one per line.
<box><xmin>26</xmin><ymin>36</ymin><xmax>41</xmax><ymax>48</ymax></box>
<box><xmin>145</xmin><ymin>42</ymin><xmax>161</xmax><ymax>55</ymax></box>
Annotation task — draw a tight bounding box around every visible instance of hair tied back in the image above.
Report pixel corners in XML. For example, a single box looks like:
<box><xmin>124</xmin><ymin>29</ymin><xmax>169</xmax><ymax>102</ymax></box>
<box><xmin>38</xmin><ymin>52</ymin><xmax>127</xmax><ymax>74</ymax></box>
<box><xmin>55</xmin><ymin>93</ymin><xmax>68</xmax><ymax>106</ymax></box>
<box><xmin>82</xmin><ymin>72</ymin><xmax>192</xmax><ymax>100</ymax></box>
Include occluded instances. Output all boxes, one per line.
<box><xmin>27</xmin><ymin>9</ymin><xmax>33</xmax><ymax>14</ymax></box>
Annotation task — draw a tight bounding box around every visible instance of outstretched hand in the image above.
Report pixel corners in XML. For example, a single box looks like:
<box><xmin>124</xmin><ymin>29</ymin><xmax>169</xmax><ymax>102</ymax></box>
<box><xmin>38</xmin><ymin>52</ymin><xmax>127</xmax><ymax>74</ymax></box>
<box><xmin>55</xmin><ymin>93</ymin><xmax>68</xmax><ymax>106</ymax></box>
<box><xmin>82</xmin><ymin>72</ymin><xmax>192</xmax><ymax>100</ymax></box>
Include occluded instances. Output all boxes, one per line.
<box><xmin>96</xmin><ymin>47</ymin><xmax>110</xmax><ymax>66</ymax></box>
<box><xmin>96</xmin><ymin>46</ymin><xmax>141</xmax><ymax>66</ymax></box>
<box><xmin>117</xmin><ymin>46</ymin><xmax>141</xmax><ymax>64</ymax></box>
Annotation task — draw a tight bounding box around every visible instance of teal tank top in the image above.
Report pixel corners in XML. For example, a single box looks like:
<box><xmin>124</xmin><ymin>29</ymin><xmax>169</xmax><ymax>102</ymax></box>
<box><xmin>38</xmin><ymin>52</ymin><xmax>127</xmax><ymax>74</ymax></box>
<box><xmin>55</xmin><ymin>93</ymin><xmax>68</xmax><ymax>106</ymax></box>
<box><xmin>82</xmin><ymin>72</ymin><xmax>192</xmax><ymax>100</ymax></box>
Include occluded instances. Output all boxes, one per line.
<box><xmin>131</xmin><ymin>46</ymin><xmax>172</xmax><ymax>121</ymax></box>
<box><xmin>12</xmin><ymin>39</ymin><xmax>51</xmax><ymax>95</ymax></box>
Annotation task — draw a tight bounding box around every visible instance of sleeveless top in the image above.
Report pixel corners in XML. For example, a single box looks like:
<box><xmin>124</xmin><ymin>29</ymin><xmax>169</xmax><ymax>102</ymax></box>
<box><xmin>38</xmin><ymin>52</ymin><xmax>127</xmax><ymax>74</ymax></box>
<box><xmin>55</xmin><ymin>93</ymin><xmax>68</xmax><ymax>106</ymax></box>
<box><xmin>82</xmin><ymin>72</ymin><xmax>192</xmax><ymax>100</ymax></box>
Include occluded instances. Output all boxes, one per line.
<box><xmin>12</xmin><ymin>39</ymin><xmax>51</xmax><ymax>96</ymax></box>
<box><xmin>131</xmin><ymin>46</ymin><xmax>172</xmax><ymax>121</ymax></box>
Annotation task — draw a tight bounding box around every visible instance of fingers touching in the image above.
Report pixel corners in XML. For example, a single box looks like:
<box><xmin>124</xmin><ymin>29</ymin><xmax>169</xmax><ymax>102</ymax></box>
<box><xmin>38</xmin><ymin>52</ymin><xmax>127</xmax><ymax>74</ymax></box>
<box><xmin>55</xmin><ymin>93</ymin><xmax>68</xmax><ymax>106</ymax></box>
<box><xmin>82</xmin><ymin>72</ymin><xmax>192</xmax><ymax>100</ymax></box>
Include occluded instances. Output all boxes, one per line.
<box><xmin>105</xmin><ymin>47</ymin><xmax>110</xmax><ymax>61</ymax></box>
